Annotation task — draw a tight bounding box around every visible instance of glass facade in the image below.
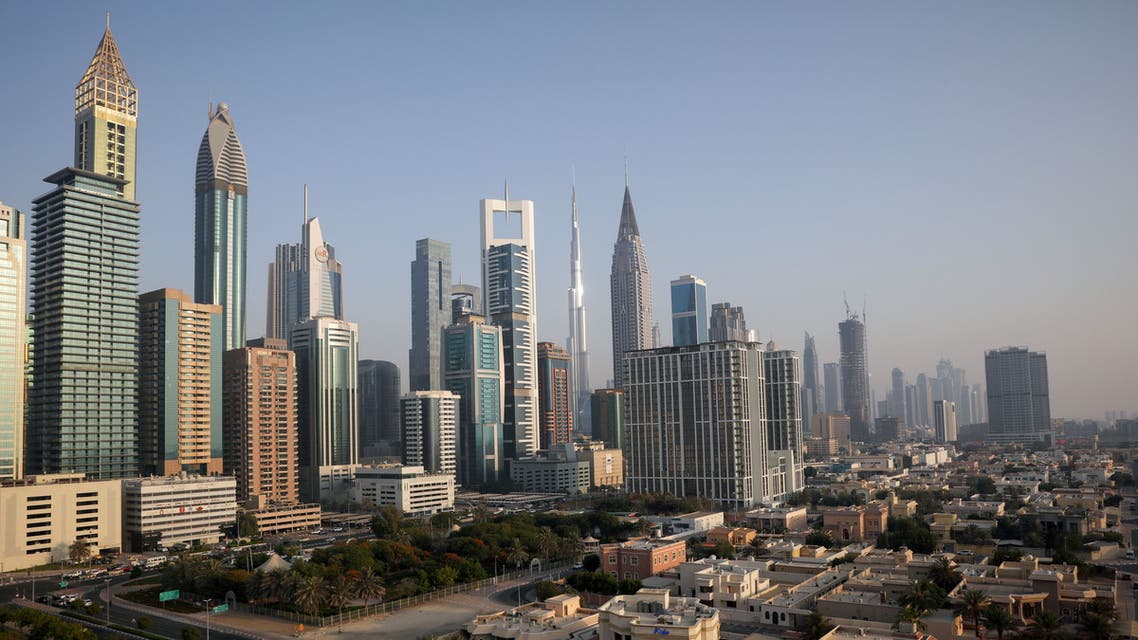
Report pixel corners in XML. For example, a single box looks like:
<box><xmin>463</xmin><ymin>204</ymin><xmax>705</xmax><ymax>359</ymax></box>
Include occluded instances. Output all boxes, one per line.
<box><xmin>410</xmin><ymin>238</ymin><xmax>452</xmax><ymax>391</ymax></box>
<box><xmin>444</xmin><ymin>318</ymin><xmax>503</xmax><ymax>487</ymax></box>
<box><xmin>0</xmin><ymin>203</ymin><xmax>25</xmax><ymax>480</ymax></box>
<box><xmin>670</xmin><ymin>276</ymin><xmax>708</xmax><ymax>347</ymax></box>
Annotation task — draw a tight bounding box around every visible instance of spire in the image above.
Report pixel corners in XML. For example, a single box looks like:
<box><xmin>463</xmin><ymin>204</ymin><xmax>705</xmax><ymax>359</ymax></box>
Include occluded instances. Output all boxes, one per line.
<box><xmin>75</xmin><ymin>22</ymin><xmax>137</xmax><ymax>117</ymax></box>
<box><xmin>617</xmin><ymin>184</ymin><xmax>640</xmax><ymax>239</ymax></box>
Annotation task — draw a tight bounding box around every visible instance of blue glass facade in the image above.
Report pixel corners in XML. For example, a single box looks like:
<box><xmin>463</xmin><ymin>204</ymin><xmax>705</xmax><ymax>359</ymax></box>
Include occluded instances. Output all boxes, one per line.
<box><xmin>670</xmin><ymin>277</ymin><xmax>708</xmax><ymax>347</ymax></box>
<box><xmin>444</xmin><ymin>318</ymin><xmax>503</xmax><ymax>487</ymax></box>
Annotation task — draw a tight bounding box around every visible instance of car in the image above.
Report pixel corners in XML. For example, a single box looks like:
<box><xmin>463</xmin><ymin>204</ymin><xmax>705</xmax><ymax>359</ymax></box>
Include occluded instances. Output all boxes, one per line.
<box><xmin>81</xmin><ymin>598</ymin><xmax>92</xmax><ymax>607</ymax></box>
<box><xmin>572</xmin><ymin>562</ymin><xmax>584</xmax><ymax>570</ymax></box>
<box><xmin>331</xmin><ymin>527</ymin><xmax>344</xmax><ymax>532</ymax></box>
<box><xmin>63</xmin><ymin>571</ymin><xmax>84</xmax><ymax>579</ymax></box>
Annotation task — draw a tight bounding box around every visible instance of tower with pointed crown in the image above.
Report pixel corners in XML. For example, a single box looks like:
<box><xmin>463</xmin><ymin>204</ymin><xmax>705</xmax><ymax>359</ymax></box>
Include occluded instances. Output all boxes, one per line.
<box><xmin>74</xmin><ymin>22</ymin><xmax>138</xmax><ymax>200</ymax></box>
<box><xmin>194</xmin><ymin>102</ymin><xmax>249</xmax><ymax>350</ymax></box>
<box><xmin>609</xmin><ymin>182</ymin><xmax>653</xmax><ymax>389</ymax></box>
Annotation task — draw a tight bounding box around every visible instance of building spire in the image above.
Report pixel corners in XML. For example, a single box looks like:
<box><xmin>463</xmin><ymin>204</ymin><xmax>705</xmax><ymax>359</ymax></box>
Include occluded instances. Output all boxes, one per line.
<box><xmin>106</xmin><ymin>11</ymin><xmax>111</xmax><ymax>29</ymax></box>
<box><xmin>303</xmin><ymin>184</ymin><xmax>309</xmax><ymax>224</ymax></box>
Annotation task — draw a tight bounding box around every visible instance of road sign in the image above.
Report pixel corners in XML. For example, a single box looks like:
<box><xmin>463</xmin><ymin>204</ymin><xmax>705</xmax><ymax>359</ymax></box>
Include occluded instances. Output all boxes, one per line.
<box><xmin>211</xmin><ymin>604</ymin><xmax>228</xmax><ymax>614</ymax></box>
<box><xmin>158</xmin><ymin>589</ymin><xmax>180</xmax><ymax>602</ymax></box>
<box><xmin>59</xmin><ymin>581</ymin><xmax>68</xmax><ymax>588</ymax></box>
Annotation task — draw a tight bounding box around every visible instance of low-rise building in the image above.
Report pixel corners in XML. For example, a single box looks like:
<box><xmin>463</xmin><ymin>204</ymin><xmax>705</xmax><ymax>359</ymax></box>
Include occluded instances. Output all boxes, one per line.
<box><xmin>244</xmin><ymin>501</ymin><xmax>321</xmax><ymax>536</ymax></box>
<box><xmin>353</xmin><ymin>465</ymin><xmax>454</xmax><ymax>516</ymax></box>
<box><xmin>600</xmin><ymin>539</ymin><xmax>687</xmax><ymax>582</ymax></box>
<box><xmin>597</xmin><ymin>589</ymin><xmax>719</xmax><ymax>640</ymax></box>
<box><xmin>0</xmin><ymin>474</ymin><xmax>122</xmax><ymax>571</ymax></box>
<box><xmin>942</xmin><ymin>498</ymin><xmax>1005</xmax><ymax>519</ymax></box>
<box><xmin>509</xmin><ymin>456</ymin><xmax>591</xmax><ymax>494</ymax></box>
<box><xmin>822</xmin><ymin>504</ymin><xmax>888</xmax><ymax>542</ymax></box>
<box><xmin>122</xmin><ymin>474</ymin><xmax>237</xmax><ymax>552</ymax></box>
<box><xmin>745</xmin><ymin>506</ymin><xmax>808</xmax><ymax>533</ymax></box>
<box><xmin>649</xmin><ymin>511</ymin><xmax>725</xmax><ymax>535</ymax></box>
<box><xmin>676</xmin><ymin>559</ymin><xmax>769</xmax><ymax>610</ymax></box>
<box><xmin>706</xmin><ymin>527</ymin><xmax>756</xmax><ymax>548</ymax></box>
<box><xmin>467</xmin><ymin>594</ymin><xmax>599</xmax><ymax>639</ymax></box>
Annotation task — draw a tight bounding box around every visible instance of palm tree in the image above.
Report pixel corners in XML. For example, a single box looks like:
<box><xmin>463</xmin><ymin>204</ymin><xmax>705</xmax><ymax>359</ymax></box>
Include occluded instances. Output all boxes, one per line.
<box><xmin>981</xmin><ymin>604</ymin><xmax>1018</xmax><ymax>640</ymax></box>
<box><xmin>1084</xmin><ymin>600</ymin><xmax>1117</xmax><ymax>623</ymax></box>
<box><xmin>955</xmin><ymin>589</ymin><xmax>990</xmax><ymax>639</ymax></box>
<box><xmin>801</xmin><ymin>611</ymin><xmax>834</xmax><ymax>640</ymax></box>
<box><xmin>902</xmin><ymin>580</ymin><xmax>944</xmax><ymax>612</ymax></box>
<box><xmin>560</xmin><ymin>533</ymin><xmax>585</xmax><ymax>562</ymax></box>
<box><xmin>326</xmin><ymin>575</ymin><xmax>356</xmax><ymax>631</ymax></box>
<box><xmin>69</xmin><ymin>539</ymin><xmax>92</xmax><ymax>566</ymax></box>
<box><xmin>1077</xmin><ymin>613</ymin><xmax>1114</xmax><ymax>640</ymax></box>
<box><xmin>1025</xmin><ymin>610</ymin><xmax>1063</xmax><ymax>640</ymax></box>
<box><xmin>929</xmin><ymin>556</ymin><xmax>962</xmax><ymax>591</ymax></box>
<box><xmin>355</xmin><ymin>568</ymin><xmax>385</xmax><ymax>609</ymax></box>
<box><xmin>896</xmin><ymin>604</ymin><xmax>928</xmax><ymax>632</ymax></box>
<box><xmin>292</xmin><ymin>575</ymin><xmax>327</xmax><ymax>617</ymax></box>
<box><xmin>505</xmin><ymin>538</ymin><xmax>530</xmax><ymax>571</ymax></box>
<box><xmin>535</xmin><ymin>527</ymin><xmax>558</xmax><ymax>561</ymax></box>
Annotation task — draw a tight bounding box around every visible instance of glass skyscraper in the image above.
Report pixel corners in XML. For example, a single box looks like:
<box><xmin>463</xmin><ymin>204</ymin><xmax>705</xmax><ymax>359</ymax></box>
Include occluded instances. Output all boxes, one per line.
<box><xmin>410</xmin><ymin>238</ymin><xmax>451</xmax><ymax>391</ymax></box>
<box><xmin>266</xmin><ymin>191</ymin><xmax>343</xmax><ymax>340</ymax></box>
<box><xmin>0</xmin><ymin>202</ymin><xmax>26</xmax><ymax>480</ymax></box>
<box><xmin>194</xmin><ymin>102</ymin><xmax>249</xmax><ymax>351</ymax></box>
<box><xmin>444</xmin><ymin>315</ymin><xmax>504</xmax><ymax>487</ymax></box>
<box><xmin>670</xmin><ymin>274</ymin><xmax>708</xmax><ymax>347</ymax></box>
<box><xmin>985</xmin><ymin>346</ymin><xmax>1051</xmax><ymax>445</ymax></box>
<box><xmin>358</xmin><ymin>359</ymin><xmax>401</xmax><ymax>456</ymax></box>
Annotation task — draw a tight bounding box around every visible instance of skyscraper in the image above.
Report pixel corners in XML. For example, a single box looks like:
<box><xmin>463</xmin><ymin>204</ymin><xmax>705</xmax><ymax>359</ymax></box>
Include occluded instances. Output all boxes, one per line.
<box><xmin>916</xmin><ymin>373</ymin><xmax>932</xmax><ymax>427</ymax></box>
<box><xmin>566</xmin><ymin>183</ymin><xmax>591</xmax><ymax>434</ymax></box>
<box><xmin>74</xmin><ymin>23</ymin><xmax>137</xmax><ymax>200</ymax></box>
<box><xmin>609</xmin><ymin>184</ymin><xmax>653</xmax><ymax>389</ymax></box>
<box><xmin>410</xmin><ymin>238</ymin><xmax>452</xmax><ymax>392</ymax></box>
<box><xmin>624</xmin><ymin>341</ymin><xmax>768</xmax><ymax>509</ymax></box>
<box><xmin>838</xmin><ymin>310</ymin><xmax>870</xmax><ymax>442</ymax></box>
<box><xmin>801</xmin><ymin>332</ymin><xmax>821</xmax><ymax>434</ymax></box>
<box><xmin>823</xmin><ymin>362</ymin><xmax>842</xmax><ymax>413</ymax></box>
<box><xmin>481</xmin><ymin>194</ymin><xmax>539</xmax><ymax>459</ymax></box>
<box><xmin>27</xmin><ymin>24</ymin><xmax>141</xmax><ymax>480</ymax></box>
<box><xmin>891</xmin><ymin>368</ymin><xmax>905</xmax><ymax>418</ymax></box>
<box><xmin>443</xmin><ymin>315</ymin><xmax>503</xmax><ymax>487</ymax></box>
<box><xmin>138</xmin><ymin>289</ymin><xmax>222</xmax><ymax>476</ymax></box>
<box><xmin>903</xmin><ymin>384</ymin><xmax>918</xmax><ymax>430</ymax></box>
<box><xmin>985</xmin><ymin>347</ymin><xmax>1052</xmax><ymax>445</ymax></box>
<box><xmin>971</xmin><ymin>384</ymin><xmax>985</xmax><ymax>423</ymax></box>
<box><xmin>358</xmin><ymin>360</ymin><xmax>401</xmax><ymax>455</ymax></box>
<box><xmin>266</xmin><ymin>189</ymin><xmax>343</xmax><ymax>339</ymax></box>
<box><xmin>590</xmin><ymin>389</ymin><xmax>624</xmax><ymax>451</ymax></box>
<box><xmin>670</xmin><ymin>275</ymin><xmax>708</xmax><ymax>347</ymax></box>
<box><xmin>194</xmin><ymin>102</ymin><xmax>249</xmax><ymax>351</ymax></box>
<box><xmin>0</xmin><ymin>202</ymin><xmax>26</xmax><ymax>480</ymax></box>
<box><xmin>400</xmin><ymin>390</ymin><xmax>458</xmax><ymax>477</ymax></box>
<box><xmin>763</xmin><ymin>344</ymin><xmax>803</xmax><ymax>501</ymax></box>
<box><xmin>933</xmin><ymin>400</ymin><xmax>957</xmax><ymax>443</ymax></box>
<box><xmin>291</xmin><ymin>317</ymin><xmax>359</xmax><ymax>502</ymax></box>
<box><xmin>709</xmin><ymin>303</ymin><xmax>748</xmax><ymax>342</ymax></box>
<box><xmin>451</xmin><ymin>284</ymin><xmax>482</xmax><ymax>323</ymax></box>
<box><xmin>222</xmin><ymin>339</ymin><xmax>299</xmax><ymax>506</ymax></box>
<box><xmin>537</xmin><ymin>342</ymin><xmax>573</xmax><ymax>449</ymax></box>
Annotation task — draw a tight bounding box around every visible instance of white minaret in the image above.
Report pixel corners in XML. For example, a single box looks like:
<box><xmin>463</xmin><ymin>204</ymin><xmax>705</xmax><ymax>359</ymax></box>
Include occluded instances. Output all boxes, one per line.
<box><xmin>567</xmin><ymin>179</ymin><xmax>591</xmax><ymax>434</ymax></box>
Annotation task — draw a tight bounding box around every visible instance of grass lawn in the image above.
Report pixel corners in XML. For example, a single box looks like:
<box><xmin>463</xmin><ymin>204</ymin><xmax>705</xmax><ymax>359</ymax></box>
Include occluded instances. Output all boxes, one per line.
<box><xmin>118</xmin><ymin>586</ymin><xmax>204</xmax><ymax>614</ymax></box>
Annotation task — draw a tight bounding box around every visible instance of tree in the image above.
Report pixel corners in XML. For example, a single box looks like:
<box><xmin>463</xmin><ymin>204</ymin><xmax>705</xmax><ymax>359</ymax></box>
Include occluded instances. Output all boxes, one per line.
<box><xmin>801</xmin><ymin>611</ymin><xmax>834</xmax><ymax>640</ymax></box>
<box><xmin>536</xmin><ymin>581</ymin><xmax>565</xmax><ymax>601</ymax></box>
<box><xmin>355</xmin><ymin>568</ymin><xmax>385</xmax><ymax>608</ymax></box>
<box><xmin>69</xmin><ymin>539</ymin><xmax>92</xmax><ymax>565</ymax></box>
<box><xmin>560</xmin><ymin>533</ymin><xmax>585</xmax><ymax>562</ymax></box>
<box><xmin>929</xmin><ymin>557</ymin><xmax>962</xmax><ymax>592</ymax></box>
<box><xmin>896</xmin><ymin>604</ymin><xmax>928</xmax><ymax>632</ymax></box>
<box><xmin>901</xmin><ymin>580</ymin><xmax>946</xmax><ymax>612</ymax></box>
<box><xmin>293</xmin><ymin>575</ymin><xmax>328</xmax><ymax>616</ymax></box>
<box><xmin>535</xmin><ymin>527</ymin><xmax>559</xmax><ymax>561</ymax></box>
<box><xmin>805</xmin><ymin>530</ymin><xmax>833</xmax><ymax>547</ymax></box>
<box><xmin>955</xmin><ymin>589</ymin><xmax>990</xmax><ymax>639</ymax></box>
<box><xmin>981</xmin><ymin>604</ymin><xmax>1018</xmax><ymax>640</ymax></box>
<box><xmin>237</xmin><ymin>512</ymin><xmax>259</xmax><ymax>538</ymax></box>
<box><xmin>582</xmin><ymin>553</ymin><xmax>601</xmax><ymax>572</ymax></box>
<box><xmin>1078</xmin><ymin>613</ymin><xmax>1114</xmax><ymax>640</ymax></box>
<box><xmin>327</xmin><ymin>574</ymin><xmax>356</xmax><ymax>629</ymax></box>
<box><xmin>506</xmin><ymin>538</ymin><xmax>530</xmax><ymax>570</ymax></box>
<box><xmin>1025</xmin><ymin>610</ymin><xmax>1062</xmax><ymax>640</ymax></box>
<box><xmin>1084</xmin><ymin>599</ymin><xmax>1117</xmax><ymax>622</ymax></box>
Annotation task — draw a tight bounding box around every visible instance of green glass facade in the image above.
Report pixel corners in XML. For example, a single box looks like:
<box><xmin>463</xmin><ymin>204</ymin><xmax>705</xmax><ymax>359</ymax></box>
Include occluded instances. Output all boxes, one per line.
<box><xmin>27</xmin><ymin>169</ymin><xmax>140</xmax><ymax>479</ymax></box>
<box><xmin>443</xmin><ymin>318</ymin><xmax>503</xmax><ymax>487</ymax></box>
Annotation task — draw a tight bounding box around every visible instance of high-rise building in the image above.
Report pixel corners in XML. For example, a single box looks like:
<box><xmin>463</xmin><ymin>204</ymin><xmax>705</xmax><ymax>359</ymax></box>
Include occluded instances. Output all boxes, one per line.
<box><xmin>26</xmin><ymin>25</ymin><xmax>141</xmax><ymax>480</ymax></box>
<box><xmin>481</xmin><ymin>195</ymin><xmax>539</xmax><ymax>459</ymax></box>
<box><xmin>823</xmin><ymin>362</ymin><xmax>842</xmax><ymax>413</ymax></box>
<box><xmin>609</xmin><ymin>184</ymin><xmax>653</xmax><ymax>389</ymax></box>
<box><xmin>916</xmin><ymin>373</ymin><xmax>932</xmax><ymax>427</ymax></box>
<box><xmin>290</xmin><ymin>317</ymin><xmax>359</xmax><ymax>502</ymax></box>
<box><xmin>812</xmin><ymin>412</ymin><xmax>852</xmax><ymax>453</ymax></box>
<box><xmin>74</xmin><ymin>24</ymin><xmax>137</xmax><ymax>200</ymax></box>
<box><xmin>933</xmin><ymin>400</ymin><xmax>957</xmax><ymax>443</ymax></box>
<box><xmin>801</xmin><ymin>332</ymin><xmax>821</xmax><ymax>435</ymax></box>
<box><xmin>566</xmin><ymin>183</ymin><xmax>591</xmax><ymax>435</ymax></box>
<box><xmin>670</xmin><ymin>275</ymin><xmax>708</xmax><ymax>347</ymax></box>
<box><xmin>138</xmin><ymin>289</ymin><xmax>222</xmax><ymax>476</ymax></box>
<box><xmin>890</xmin><ymin>368</ymin><xmax>905</xmax><ymax>419</ymax></box>
<box><xmin>904</xmin><ymin>384</ymin><xmax>918</xmax><ymax>431</ymax></box>
<box><xmin>590</xmin><ymin>389</ymin><xmax>624</xmax><ymax>451</ymax></box>
<box><xmin>410</xmin><ymin>238</ymin><xmax>452</xmax><ymax>392</ymax></box>
<box><xmin>222</xmin><ymin>339</ymin><xmax>299</xmax><ymax>506</ymax></box>
<box><xmin>0</xmin><ymin>202</ymin><xmax>26</xmax><ymax>480</ymax></box>
<box><xmin>624</xmin><ymin>341</ymin><xmax>768</xmax><ymax>509</ymax></box>
<box><xmin>875</xmin><ymin>417</ymin><xmax>902</xmax><ymax>443</ymax></box>
<box><xmin>443</xmin><ymin>315</ymin><xmax>503</xmax><ymax>487</ymax></box>
<box><xmin>709</xmin><ymin>303</ymin><xmax>748</xmax><ymax>342</ymax></box>
<box><xmin>838</xmin><ymin>311</ymin><xmax>870</xmax><ymax>442</ymax></box>
<box><xmin>763</xmin><ymin>344</ymin><xmax>804</xmax><ymax>502</ymax></box>
<box><xmin>400</xmin><ymin>391</ymin><xmax>458</xmax><ymax>477</ymax></box>
<box><xmin>957</xmin><ymin>385</ymin><xmax>973</xmax><ymax>426</ymax></box>
<box><xmin>985</xmin><ymin>347</ymin><xmax>1052</xmax><ymax>445</ymax></box>
<box><xmin>194</xmin><ymin>103</ymin><xmax>248</xmax><ymax>351</ymax></box>
<box><xmin>358</xmin><ymin>360</ymin><xmax>401</xmax><ymax>456</ymax></box>
<box><xmin>537</xmin><ymin>342</ymin><xmax>573</xmax><ymax>449</ymax></box>
<box><xmin>266</xmin><ymin>189</ymin><xmax>343</xmax><ymax>339</ymax></box>
<box><xmin>451</xmin><ymin>284</ymin><xmax>482</xmax><ymax>323</ymax></box>
<box><xmin>971</xmin><ymin>384</ymin><xmax>985</xmax><ymax>423</ymax></box>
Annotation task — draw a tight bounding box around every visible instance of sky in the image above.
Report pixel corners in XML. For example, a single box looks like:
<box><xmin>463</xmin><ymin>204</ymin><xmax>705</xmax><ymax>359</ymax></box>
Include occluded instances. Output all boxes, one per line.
<box><xmin>1</xmin><ymin>1</ymin><xmax>1135</xmax><ymax>420</ymax></box>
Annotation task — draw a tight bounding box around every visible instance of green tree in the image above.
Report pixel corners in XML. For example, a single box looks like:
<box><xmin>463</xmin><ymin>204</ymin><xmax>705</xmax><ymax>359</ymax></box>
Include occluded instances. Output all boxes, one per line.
<box><xmin>801</xmin><ymin>611</ymin><xmax>834</xmax><ymax>640</ymax></box>
<box><xmin>896</xmin><ymin>604</ymin><xmax>928</xmax><ymax>632</ymax></box>
<box><xmin>901</xmin><ymin>580</ymin><xmax>946</xmax><ymax>612</ymax></box>
<box><xmin>69</xmin><ymin>538</ymin><xmax>92</xmax><ymax>565</ymax></box>
<box><xmin>536</xmin><ymin>580</ymin><xmax>565</xmax><ymax>601</ymax></box>
<box><xmin>955</xmin><ymin>589</ymin><xmax>990</xmax><ymax>639</ymax></box>
<box><xmin>1024</xmin><ymin>610</ymin><xmax>1062</xmax><ymax>640</ymax></box>
<box><xmin>805</xmin><ymin>530</ymin><xmax>834</xmax><ymax>547</ymax></box>
<box><xmin>582</xmin><ymin>553</ymin><xmax>601</xmax><ymax>572</ymax></box>
<box><xmin>535</xmin><ymin>527</ymin><xmax>559</xmax><ymax>560</ymax></box>
<box><xmin>1078</xmin><ymin>613</ymin><xmax>1115</xmax><ymax>640</ymax></box>
<box><xmin>928</xmin><ymin>557</ymin><xmax>962</xmax><ymax>592</ymax></box>
<box><xmin>1084</xmin><ymin>599</ymin><xmax>1117</xmax><ymax>622</ymax></box>
<box><xmin>981</xmin><ymin>604</ymin><xmax>1018</xmax><ymax>640</ymax></box>
<box><xmin>237</xmin><ymin>512</ymin><xmax>259</xmax><ymax>538</ymax></box>
<box><xmin>327</xmin><ymin>574</ymin><xmax>356</xmax><ymax>628</ymax></box>
<box><xmin>506</xmin><ymin>538</ymin><xmax>530</xmax><ymax>570</ymax></box>
<box><xmin>355</xmin><ymin>568</ymin><xmax>385</xmax><ymax>608</ymax></box>
<box><xmin>293</xmin><ymin>575</ymin><xmax>328</xmax><ymax>616</ymax></box>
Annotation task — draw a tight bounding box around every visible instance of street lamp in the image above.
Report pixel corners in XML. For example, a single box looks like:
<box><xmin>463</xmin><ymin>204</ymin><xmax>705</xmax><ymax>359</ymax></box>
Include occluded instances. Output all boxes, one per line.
<box><xmin>203</xmin><ymin>598</ymin><xmax>212</xmax><ymax>640</ymax></box>
<box><xmin>104</xmin><ymin>578</ymin><xmax>111</xmax><ymax>627</ymax></box>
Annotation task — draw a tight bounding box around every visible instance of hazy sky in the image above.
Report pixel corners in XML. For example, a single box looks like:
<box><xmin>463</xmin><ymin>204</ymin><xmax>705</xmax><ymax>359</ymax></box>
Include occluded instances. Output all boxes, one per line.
<box><xmin>2</xmin><ymin>2</ymin><xmax>1135</xmax><ymax>419</ymax></box>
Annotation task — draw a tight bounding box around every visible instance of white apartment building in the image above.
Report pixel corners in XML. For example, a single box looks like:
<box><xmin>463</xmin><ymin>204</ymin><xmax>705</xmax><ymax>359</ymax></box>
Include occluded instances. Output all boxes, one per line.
<box><xmin>122</xmin><ymin>474</ymin><xmax>237</xmax><ymax>552</ymax></box>
<box><xmin>353</xmin><ymin>465</ymin><xmax>454</xmax><ymax>516</ymax></box>
<box><xmin>598</xmin><ymin>589</ymin><xmax>720</xmax><ymax>640</ymax></box>
<box><xmin>0</xmin><ymin>474</ymin><xmax>121</xmax><ymax>571</ymax></box>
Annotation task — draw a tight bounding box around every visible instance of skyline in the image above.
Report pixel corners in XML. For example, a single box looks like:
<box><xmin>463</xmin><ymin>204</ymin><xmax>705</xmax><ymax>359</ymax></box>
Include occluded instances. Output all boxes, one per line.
<box><xmin>1</xmin><ymin>3</ymin><xmax>1136</xmax><ymax>418</ymax></box>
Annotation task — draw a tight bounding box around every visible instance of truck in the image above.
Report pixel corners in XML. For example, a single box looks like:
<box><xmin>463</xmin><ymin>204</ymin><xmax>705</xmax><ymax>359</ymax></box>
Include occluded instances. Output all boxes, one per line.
<box><xmin>144</xmin><ymin>555</ymin><xmax>168</xmax><ymax>569</ymax></box>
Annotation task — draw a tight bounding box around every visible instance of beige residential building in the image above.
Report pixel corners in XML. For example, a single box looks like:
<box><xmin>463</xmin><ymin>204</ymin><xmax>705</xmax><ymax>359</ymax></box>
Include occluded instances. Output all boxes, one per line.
<box><xmin>598</xmin><ymin>589</ymin><xmax>720</xmax><ymax>640</ymax></box>
<box><xmin>139</xmin><ymin>288</ymin><xmax>222</xmax><ymax>476</ymax></box>
<box><xmin>0</xmin><ymin>474</ymin><xmax>122</xmax><ymax>571</ymax></box>
<box><xmin>467</xmin><ymin>594</ymin><xmax>599</xmax><ymax>639</ymax></box>
<box><xmin>746</xmin><ymin>506</ymin><xmax>809</xmax><ymax>533</ymax></box>
<box><xmin>812</xmin><ymin>413</ymin><xmax>852</xmax><ymax>453</ymax></box>
<box><xmin>353</xmin><ymin>464</ymin><xmax>454</xmax><ymax>516</ymax></box>
<box><xmin>823</xmin><ymin>504</ymin><xmax>889</xmax><ymax>542</ymax></box>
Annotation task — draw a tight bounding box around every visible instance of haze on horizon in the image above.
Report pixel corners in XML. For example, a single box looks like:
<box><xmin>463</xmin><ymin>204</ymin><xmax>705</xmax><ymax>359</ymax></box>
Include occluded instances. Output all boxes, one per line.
<box><xmin>1</xmin><ymin>1</ymin><xmax>1134</xmax><ymax>420</ymax></box>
